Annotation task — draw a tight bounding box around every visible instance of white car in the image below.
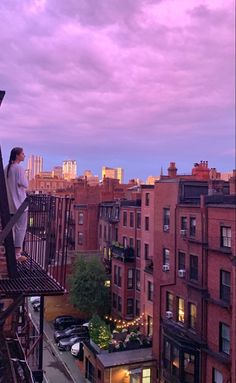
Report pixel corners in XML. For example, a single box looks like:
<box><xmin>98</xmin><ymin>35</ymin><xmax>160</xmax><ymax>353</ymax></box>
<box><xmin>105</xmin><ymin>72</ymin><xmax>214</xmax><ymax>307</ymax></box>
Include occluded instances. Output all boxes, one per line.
<box><xmin>30</xmin><ymin>296</ymin><xmax>40</xmax><ymax>305</ymax></box>
<box><xmin>71</xmin><ymin>341</ymin><xmax>82</xmax><ymax>357</ymax></box>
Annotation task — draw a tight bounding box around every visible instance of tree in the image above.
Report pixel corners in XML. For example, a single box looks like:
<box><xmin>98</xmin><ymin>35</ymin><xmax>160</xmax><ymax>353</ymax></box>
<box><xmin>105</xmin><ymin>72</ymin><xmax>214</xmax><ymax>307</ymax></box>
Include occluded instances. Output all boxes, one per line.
<box><xmin>89</xmin><ymin>314</ymin><xmax>111</xmax><ymax>350</ymax></box>
<box><xmin>69</xmin><ymin>255</ymin><xmax>110</xmax><ymax>316</ymax></box>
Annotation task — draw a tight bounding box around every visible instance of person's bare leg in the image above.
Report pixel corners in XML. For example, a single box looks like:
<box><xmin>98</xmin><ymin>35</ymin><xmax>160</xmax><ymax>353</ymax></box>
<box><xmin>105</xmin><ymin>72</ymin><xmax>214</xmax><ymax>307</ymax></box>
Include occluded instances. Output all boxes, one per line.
<box><xmin>15</xmin><ymin>247</ymin><xmax>27</xmax><ymax>263</ymax></box>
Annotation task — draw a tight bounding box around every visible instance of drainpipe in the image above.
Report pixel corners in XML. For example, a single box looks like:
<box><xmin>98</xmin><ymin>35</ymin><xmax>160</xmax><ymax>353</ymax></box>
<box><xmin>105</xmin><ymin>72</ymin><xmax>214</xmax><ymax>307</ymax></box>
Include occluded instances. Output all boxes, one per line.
<box><xmin>158</xmin><ymin>205</ymin><xmax>177</xmax><ymax>382</ymax></box>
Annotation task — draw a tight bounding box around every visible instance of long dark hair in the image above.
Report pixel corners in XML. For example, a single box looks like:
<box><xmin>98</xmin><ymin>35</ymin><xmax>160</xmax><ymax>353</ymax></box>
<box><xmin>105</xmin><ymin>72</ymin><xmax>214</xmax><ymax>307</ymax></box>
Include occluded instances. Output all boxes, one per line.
<box><xmin>7</xmin><ymin>147</ymin><xmax>23</xmax><ymax>177</ymax></box>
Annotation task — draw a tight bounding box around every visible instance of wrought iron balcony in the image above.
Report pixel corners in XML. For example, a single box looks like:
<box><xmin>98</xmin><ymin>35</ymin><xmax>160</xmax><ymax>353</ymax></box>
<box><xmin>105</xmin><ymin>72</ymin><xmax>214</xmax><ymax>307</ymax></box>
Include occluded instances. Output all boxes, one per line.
<box><xmin>112</xmin><ymin>243</ymin><xmax>135</xmax><ymax>262</ymax></box>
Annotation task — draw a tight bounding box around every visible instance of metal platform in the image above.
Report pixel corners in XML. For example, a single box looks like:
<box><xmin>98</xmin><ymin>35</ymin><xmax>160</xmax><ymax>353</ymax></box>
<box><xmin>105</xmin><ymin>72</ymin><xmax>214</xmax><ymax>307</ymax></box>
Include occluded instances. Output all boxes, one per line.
<box><xmin>0</xmin><ymin>258</ymin><xmax>64</xmax><ymax>297</ymax></box>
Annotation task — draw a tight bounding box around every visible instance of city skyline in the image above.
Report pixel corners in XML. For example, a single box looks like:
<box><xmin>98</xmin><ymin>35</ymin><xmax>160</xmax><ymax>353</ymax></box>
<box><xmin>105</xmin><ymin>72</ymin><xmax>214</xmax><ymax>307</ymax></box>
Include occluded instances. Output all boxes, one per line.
<box><xmin>0</xmin><ymin>0</ymin><xmax>235</xmax><ymax>181</ymax></box>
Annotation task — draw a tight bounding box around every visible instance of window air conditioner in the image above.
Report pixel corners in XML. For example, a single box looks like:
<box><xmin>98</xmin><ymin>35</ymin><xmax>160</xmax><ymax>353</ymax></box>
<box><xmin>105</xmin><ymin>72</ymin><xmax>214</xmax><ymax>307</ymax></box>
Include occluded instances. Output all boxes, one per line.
<box><xmin>178</xmin><ymin>269</ymin><xmax>186</xmax><ymax>278</ymax></box>
<box><xmin>166</xmin><ymin>311</ymin><xmax>173</xmax><ymax>319</ymax></box>
<box><xmin>163</xmin><ymin>225</ymin><xmax>169</xmax><ymax>231</ymax></box>
<box><xmin>180</xmin><ymin>229</ymin><xmax>187</xmax><ymax>236</ymax></box>
<box><xmin>162</xmin><ymin>264</ymin><xmax>170</xmax><ymax>272</ymax></box>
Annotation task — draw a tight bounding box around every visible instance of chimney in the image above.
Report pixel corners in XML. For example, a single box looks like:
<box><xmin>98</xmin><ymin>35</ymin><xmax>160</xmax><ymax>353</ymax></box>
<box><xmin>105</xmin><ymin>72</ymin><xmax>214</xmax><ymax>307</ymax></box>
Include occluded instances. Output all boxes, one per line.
<box><xmin>229</xmin><ymin>170</ymin><xmax>236</xmax><ymax>195</ymax></box>
<box><xmin>168</xmin><ymin>162</ymin><xmax>177</xmax><ymax>178</ymax></box>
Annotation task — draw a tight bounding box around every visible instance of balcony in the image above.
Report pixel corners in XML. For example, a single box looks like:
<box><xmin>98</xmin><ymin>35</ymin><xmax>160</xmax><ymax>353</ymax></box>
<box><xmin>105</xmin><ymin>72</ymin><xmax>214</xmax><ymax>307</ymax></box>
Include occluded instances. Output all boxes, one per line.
<box><xmin>111</xmin><ymin>244</ymin><xmax>135</xmax><ymax>262</ymax></box>
<box><xmin>0</xmin><ymin>194</ymin><xmax>72</xmax><ymax>297</ymax></box>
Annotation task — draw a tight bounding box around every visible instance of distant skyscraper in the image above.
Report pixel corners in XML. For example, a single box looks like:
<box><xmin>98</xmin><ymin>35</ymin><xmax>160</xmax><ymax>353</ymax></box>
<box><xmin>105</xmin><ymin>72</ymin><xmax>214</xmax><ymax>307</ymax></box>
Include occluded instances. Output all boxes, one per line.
<box><xmin>63</xmin><ymin>160</ymin><xmax>77</xmax><ymax>180</ymax></box>
<box><xmin>102</xmin><ymin>166</ymin><xmax>124</xmax><ymax>183</ymax></box>
<box><xmin>27</xmin><ymin>155</ymin><xmax>43</xmax><ymax>180</ymax></box>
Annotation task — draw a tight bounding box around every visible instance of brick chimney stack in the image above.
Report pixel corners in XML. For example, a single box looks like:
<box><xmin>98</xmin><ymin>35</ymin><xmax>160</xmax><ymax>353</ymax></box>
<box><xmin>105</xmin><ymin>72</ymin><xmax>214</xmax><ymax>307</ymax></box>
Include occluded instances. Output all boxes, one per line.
<box><xmin>229</xmin><ymin>170</ymin><xmax>236</xmax><ymax>195</ymax></box>
<box><xmin>168</xmin><ymin>162</ymin><xmax>177</xmax><ymax>178</ymax></box>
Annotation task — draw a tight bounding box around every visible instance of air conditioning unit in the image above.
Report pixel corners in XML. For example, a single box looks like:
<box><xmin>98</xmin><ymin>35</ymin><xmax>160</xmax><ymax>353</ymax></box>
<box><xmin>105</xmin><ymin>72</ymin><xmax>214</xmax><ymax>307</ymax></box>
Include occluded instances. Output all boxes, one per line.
<box><xmin>163</xmin><ymin>224</ymin><xmax>169</xmax><ymax>231</ymax></box>
<box><xmin>162</xmin><ymin>264</ymin><xmax>170</xmax><ymax>272</ymax></box>
<box><xmin>166</xmin><ymin>311</ymin><xmax>173</xmax><ymax>319</ymax></box>
<box><xmin>180</xmin><ymin>229</ymin><xmax>187</xmax><ymax>236</ymax></box>
<box><xmin>178</xmin><ymin>269</ymin><xmax>186</xmax><ymax>278</ymax></box>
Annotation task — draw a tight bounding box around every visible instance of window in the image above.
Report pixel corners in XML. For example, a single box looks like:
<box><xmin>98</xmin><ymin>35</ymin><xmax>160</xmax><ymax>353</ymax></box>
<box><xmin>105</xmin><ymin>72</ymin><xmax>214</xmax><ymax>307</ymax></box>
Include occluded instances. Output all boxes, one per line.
<box><xmin>181</xmin><ymin>216</ymin><xmax>187</xmax><ymax>230</ymax></box>
<box><xmin>104</xmin><ymin>226</ymin><xmax>107</xmax><ymax>240</ymax></box>
<box><xmin>136</xmin><ymin>239</ymin><xmax>141</xmax><ymax>257</ymax></box>
<box><xmin>221</xmin><ymin>227</ymin><xmax>231</xmax><ymax>248</ymax></box>
<box><xmin>118</xmin><ymin>267</ymin><xmax>122</xmax><ymax>287</ymax></box>
<box><xmin>178</xmin><ymin>251</ymin><xmax>185</xmax><ymax>270</ymax></box>
<box><xmin>190</xmin><ymin>255</ymin><xmax>198</xmax><ymax>281</ymax></box>
<box><xmin>220</xmin><ymin>323</ymin><xmax>230</xmax><ymax>355</ymax></box>
<box><xmin>114</xmin><ymin>265</ymin><xmax>117</xmax><ymax>285</ymax></box>
<box><xmin>112</xmin><ymin>293</ymin><xmax>117</xmax><ymax>308</ymax></box>
<box><xmin>163</xmin><ymin>340</ymin><xmax>179</xmax><ymax>378</ymax></box>
<box><xmin>145</xmin><ymin>216</ymin><xmax>149</xmax><ymax>231</ymax></box>
<box><xmin>115</xmin><ymin>227</ymin><xmax>118</xmax><ymax>241</ymax></box>
<box><xmin>123</xmin><ymin>236</ymin><xmax>127</xmax><ymax>247</ymax></box>
<box><xmin>147</xmin><ymin>316</ymin><xmax>153</xmax><ymax>336</ymax></box>
<box><xmin>78</xmin><ymin>212</ymin><xmax>84</xmax><ymax>224</ymax></box>
<box><xmin>166</xmin><ymin>292</ymin><xmax>174</xmax><ymax>312</ymax></box>
<box><xmin>184</xmin><ymin>353</ymin><xmax>195</xmax><ymax>383</ymax></box>
<box><xmin>123</xmin><ymin>211</ymin><xmax>127</xmax><ymax>226</ymax></box>
<box><xmin>163</xmin><ymin>248</ymin><xmax>170</xmax><ymax>266</ymax></box>
<box><xmin>136</xmin><ymin>269</ymin><xmax>140</xmax><ymax>291</ymax></box>
<box><xmin>137</xmin><ymin>212</ymin><xmax>141</xmax><ymax>229</ymax></box>
<box><xmin>145</xmin><ymin>193</ymin><xmax>150</xmax><ymax>206</ymax></box>
<box><xmin>127</xmin><ymin>298</ymin><xmax>134</xmax><ymax>315</ymax></box>
<box><xmin>177</xmin><ymin>297</ymin><xmax>184</xmax><ymax>323</ymax></box>
<box><xmin>130</xmin><ymin>212</ymin><xmax>134</xmax><ymax>227</ymax></box>
<box><xmin>129</xmin><ymin>237</ymin><xmax>134</xmax><ymax>248</ymax></box>
<box><xmin>189</xmin><ymin>303</ymin><xmax>197</xmax><ymax>330</ymax></box>
<box><xmin>127</xmin><ymin>269</ymin><xmax>134</xmax><ymax>289</ymax></box>
<box><xmin>163</xmin><ymin>208</ymin><xmax>170</xmax><ymax>229</ymax></box>
<box><xmin>190</xmin><ymin>217</ymin><xmax>196</xmax><ymax>237</ymax></box>
<box><xmin>148</xmin><ymin>281</ymin><xmax>153</xmax><ymax>301</ymax></box>
<box><xmin>78</xmin><ymin>232</ymin><xmax>83</xmax><ymax>245</ymax></box>
<box><xmin>118</xmin><ymin>296</ymin><xmax>122</xmax><ymax>312</ymax></box>
<box><xmin>135</xmin><ymin>300</ymin><xmax>140</xmax><ymax>316</ymax></box>
<box><xmin>144</xmin><ymin>243</ymin><xmax>149</xmax><ymax>259</ymax></box>
<box><xmin>220</xmin><ymin>270</ymin><xmax>230</xmax><ymax>303</ymax></box>
<box><xmin>99</xmin><ymin>224</ymin><xmax>102</xmax><ymax>239</ymax></box>
<box><xmin>212</xmin><ymin>368</ymin><xmax>223</xmax><ymax>383</ymax></box>
<box><xmin>142</xmin><ymin>368</ymin><xmax>151</xmax><ymax>383</ymax></box>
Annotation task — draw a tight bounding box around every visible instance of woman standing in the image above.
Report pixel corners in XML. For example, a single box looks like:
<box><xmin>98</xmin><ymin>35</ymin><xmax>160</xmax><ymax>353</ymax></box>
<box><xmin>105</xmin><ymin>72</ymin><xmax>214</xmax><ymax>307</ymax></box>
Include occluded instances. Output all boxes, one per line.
<box><xmin>5</xmin><ymin>147</ymin><xmax>28</xmax><ymax>262</ymax></box>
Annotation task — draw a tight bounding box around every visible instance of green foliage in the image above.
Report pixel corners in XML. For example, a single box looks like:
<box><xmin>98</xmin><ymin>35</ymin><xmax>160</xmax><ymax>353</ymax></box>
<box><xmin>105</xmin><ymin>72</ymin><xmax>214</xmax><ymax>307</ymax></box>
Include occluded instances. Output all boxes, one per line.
<box><xmin>89</xmin><ymin>315</ymin><xmax>111</xmax><ymax>349</ymax></box>
<box><xmin>69</xmin><ymin>255</ymin><xmax>110</xmax><ymax>316</ymax></box>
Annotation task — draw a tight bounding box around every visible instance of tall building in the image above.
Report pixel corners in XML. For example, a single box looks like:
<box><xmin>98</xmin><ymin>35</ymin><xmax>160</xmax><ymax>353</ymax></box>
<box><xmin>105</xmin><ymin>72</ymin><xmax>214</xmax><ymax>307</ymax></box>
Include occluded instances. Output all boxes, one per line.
<box><xmin>27</xmin><ymin>155</ymin><xmax>43</xmax><ymax>180</ymax></box>
<box><xmin>62</xmin><ymin>160</ymin><xmax>77</xmax><ymax>180</ymax></box>
<box><xmin>102</xmin><ymin>166</ymin><xmax>124</xmax><ymax>183</ymax></box>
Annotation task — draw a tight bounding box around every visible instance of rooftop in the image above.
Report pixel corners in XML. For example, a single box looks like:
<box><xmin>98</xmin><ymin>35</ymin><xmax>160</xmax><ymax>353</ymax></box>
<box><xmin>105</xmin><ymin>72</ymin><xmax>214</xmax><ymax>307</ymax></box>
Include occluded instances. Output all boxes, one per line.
<box><xmin>97</xmin><ymin>347</ymin><xmax>154</xmax><ymax>368</ymax></box>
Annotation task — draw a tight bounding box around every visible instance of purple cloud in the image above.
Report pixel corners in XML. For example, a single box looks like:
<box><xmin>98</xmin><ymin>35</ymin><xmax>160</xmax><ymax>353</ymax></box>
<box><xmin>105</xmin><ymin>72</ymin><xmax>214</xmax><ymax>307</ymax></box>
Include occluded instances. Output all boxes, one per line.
<box><xmin>0</xmin><ymin>0</ymin><xmax>234</xmax><ymax>180</ymax></box>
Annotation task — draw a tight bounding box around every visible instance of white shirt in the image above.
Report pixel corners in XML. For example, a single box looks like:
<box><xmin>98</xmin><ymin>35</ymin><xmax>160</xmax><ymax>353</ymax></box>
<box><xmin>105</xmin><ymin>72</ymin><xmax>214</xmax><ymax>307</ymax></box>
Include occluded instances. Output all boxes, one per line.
<box><xmin>5</xmin><ymin>163</ymin><xmax>28</xmax><ymax>214</ymax></box>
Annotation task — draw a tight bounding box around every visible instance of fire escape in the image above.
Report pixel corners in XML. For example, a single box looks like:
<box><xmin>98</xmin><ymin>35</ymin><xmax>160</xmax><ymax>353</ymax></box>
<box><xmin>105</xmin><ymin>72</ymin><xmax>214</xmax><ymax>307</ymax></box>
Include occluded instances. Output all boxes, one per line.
<box><xmin>0</xmin><ymin>90</ymin><xmax>72</xmax><ymax>383</ymax></box>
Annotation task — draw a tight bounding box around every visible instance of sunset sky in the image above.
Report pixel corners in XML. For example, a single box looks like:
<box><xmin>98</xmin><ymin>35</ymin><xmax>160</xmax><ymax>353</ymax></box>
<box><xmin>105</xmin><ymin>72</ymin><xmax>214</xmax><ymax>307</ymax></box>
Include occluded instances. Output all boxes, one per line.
<box><xmin>0</xmin><ymin>0</ymin><xmax>235</xmax><ymax>181</ymax></box>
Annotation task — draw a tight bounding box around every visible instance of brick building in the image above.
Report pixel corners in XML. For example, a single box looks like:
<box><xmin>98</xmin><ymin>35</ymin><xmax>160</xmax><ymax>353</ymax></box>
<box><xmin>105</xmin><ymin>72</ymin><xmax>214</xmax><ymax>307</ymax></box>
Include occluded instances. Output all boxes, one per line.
<box><xmin>152</xmin><ymin>165</ymin><xmax>236</xmax><ymax>383</ymax></box>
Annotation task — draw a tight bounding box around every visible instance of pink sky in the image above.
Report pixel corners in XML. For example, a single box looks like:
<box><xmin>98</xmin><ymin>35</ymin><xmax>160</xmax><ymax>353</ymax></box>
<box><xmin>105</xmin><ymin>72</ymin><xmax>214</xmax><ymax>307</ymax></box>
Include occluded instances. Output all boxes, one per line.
<box><xmin>0</xmin><ymin>0</ymin><xmax>235</xmax><ymax>181</ymax></box>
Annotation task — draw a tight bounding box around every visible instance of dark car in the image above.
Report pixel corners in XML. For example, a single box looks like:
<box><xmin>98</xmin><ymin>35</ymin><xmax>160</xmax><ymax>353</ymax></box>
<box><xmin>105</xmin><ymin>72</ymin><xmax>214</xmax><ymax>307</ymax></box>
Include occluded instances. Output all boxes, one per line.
<box><xmin>54</xmin><ymin>325</ymin><xmax>89</xmax><ymax>343</ymax></box>
<box><xmin>58</xmin><ymin>334</ymin><xmax>89</xmax><ymax>351</ymax></box>
<box><xmin>53</xmin><ymin>316</ymin><xmax>86</xmax><ymax>331</ymax></box>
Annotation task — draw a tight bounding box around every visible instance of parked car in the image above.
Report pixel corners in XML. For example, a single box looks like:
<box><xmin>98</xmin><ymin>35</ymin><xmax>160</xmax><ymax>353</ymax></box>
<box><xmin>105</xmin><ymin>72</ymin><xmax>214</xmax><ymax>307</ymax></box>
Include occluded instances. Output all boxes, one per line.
<box><xmin>58</xmin><ymin>334</ymin><xmax>89</xmax><ymax>351</ymax></box>
<box><xmin>71</xmin><ymin>341</ymin><xmax>83</xmax><ymax>358</ymax></box>
<box><xmin>54</xmin><ymin>325</ymin><xmax>89</xmax><ymax>343</ymax></box>
<box><xmin>33</xmin><ymin>301</ymin><xmax>40</xmax><ymax>312</ymax></box>
<box><xmin>53</xmin><ymin>316</ymin><xmax>86</xmax><ymax>331</ymax></box>
<box><xmin>30</xmin><ymin>296</ymin><xmax>40</xmax><ymax>305</ymax></box>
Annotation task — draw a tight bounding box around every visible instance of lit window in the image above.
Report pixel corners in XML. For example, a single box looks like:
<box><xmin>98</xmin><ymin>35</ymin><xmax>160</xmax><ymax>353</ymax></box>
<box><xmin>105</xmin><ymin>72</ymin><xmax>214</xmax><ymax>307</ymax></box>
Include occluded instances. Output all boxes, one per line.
<box><xmin>142</xmin><ymin>368</ymin><xmax>151</xmax><ymax>383</ymax></box>
<box><xmin>177</xmin><ymin>297</ymin><xmax>184</xmax><ymax>323</ymax></box>
<box><xmin>189</xmin><ymin>303</ymin><xmax>197</xmax><ymax>330</ymax></box>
